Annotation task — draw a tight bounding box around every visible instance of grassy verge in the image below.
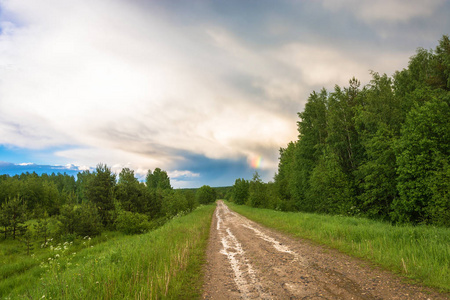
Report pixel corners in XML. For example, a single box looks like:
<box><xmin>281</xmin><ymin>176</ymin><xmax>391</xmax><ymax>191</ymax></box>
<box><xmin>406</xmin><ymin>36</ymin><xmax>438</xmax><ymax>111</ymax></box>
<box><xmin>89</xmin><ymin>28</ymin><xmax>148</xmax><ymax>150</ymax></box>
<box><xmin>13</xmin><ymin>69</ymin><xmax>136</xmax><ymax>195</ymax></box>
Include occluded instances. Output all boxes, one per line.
<box><xmin>2</xmin><ymin>204</ymin><xmax>216</xmax><ymax>299</ymax></box>
<box><xmin>226</xmin><ymin>201</ymin><xmax>450</xmax><ymax>292</ymax></box>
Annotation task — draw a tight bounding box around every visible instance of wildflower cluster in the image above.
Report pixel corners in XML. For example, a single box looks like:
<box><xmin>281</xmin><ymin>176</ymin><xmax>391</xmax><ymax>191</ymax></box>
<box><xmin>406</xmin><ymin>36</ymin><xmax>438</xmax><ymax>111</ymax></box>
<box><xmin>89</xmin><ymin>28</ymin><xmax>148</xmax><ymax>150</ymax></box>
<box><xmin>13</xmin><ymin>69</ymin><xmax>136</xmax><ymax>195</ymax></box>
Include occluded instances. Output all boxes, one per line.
<box><xmin>82</xmin><ymin>235</ymin><xmax>92</xmax><ymax>247</ymax></box>
<box><xmin>41</xmin><ymin>238</ymin><xmax>54</xmax><ymax>248</ymax></box>
<box><xmin>39</xmin><ymin>240</ymin><xmax>76</xmax><ymax>276</ymax></box>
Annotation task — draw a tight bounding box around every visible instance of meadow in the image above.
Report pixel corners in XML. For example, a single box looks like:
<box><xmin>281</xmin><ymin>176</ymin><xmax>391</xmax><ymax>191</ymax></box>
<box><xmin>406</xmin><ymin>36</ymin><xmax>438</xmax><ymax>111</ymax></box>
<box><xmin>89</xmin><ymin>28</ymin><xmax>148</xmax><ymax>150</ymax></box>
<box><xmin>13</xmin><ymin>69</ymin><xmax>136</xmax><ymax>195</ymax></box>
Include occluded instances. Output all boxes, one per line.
<box><xmin>1</xmin><ymin>203</ymin><xmax>216</xmax><ymax>299</ymax></box>
<box><xmin>226</xmin><ymin>201</ymin><xmax>450</xmax><ymax>292</ymax></box>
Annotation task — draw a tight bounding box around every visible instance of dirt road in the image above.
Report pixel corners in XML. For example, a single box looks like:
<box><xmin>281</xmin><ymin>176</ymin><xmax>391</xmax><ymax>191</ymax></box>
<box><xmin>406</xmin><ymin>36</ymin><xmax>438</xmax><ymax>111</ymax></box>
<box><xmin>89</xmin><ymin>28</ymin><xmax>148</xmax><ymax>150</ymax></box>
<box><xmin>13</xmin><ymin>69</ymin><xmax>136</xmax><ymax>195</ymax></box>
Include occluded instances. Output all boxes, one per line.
<box><xmin>202</xmin><ymin>201</ymin><xmax>448</xmax><ymax>299</ymax></box>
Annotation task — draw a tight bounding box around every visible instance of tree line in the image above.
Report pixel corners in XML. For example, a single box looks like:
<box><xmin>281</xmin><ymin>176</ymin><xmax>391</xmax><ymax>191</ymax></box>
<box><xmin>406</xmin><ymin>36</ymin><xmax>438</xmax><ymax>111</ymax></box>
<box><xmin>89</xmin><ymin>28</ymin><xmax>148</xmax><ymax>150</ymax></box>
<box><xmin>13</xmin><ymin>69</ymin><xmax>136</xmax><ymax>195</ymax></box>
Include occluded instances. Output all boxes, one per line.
<box><xmin>230</xmin><ymin>35</ymin><xmax>449</xmax><ymax>227</ymax></box>
<box><xmin>0</xmin><ymin>164</ymin><xmax>217</xmax><ymax>242</ymax></box>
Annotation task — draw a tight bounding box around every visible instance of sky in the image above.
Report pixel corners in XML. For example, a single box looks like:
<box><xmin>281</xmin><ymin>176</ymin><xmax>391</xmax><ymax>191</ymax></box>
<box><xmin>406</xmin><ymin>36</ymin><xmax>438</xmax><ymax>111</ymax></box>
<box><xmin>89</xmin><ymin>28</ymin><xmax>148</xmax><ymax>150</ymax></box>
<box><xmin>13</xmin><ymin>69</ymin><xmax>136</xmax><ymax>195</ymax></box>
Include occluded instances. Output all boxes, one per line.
<box><xmin>0</xmin><ymin>0</ymin><xmax>449</xmax><ymax>188</ymax></box>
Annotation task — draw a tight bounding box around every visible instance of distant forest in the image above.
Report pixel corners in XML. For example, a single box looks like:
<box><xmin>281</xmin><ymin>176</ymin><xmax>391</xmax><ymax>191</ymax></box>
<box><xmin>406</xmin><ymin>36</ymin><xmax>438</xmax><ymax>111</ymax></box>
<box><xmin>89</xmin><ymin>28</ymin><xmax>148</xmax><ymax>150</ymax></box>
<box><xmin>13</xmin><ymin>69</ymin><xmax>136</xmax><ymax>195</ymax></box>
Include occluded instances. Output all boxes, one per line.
<box><xmin>0</xmin><ymin>165</ymin><xmax>219</xmax><ymax>241</ymax></box>
<box><xmin>230</xmin><ymin>35</ymin><xmax>449</xmax><ymax>227</ymax></box>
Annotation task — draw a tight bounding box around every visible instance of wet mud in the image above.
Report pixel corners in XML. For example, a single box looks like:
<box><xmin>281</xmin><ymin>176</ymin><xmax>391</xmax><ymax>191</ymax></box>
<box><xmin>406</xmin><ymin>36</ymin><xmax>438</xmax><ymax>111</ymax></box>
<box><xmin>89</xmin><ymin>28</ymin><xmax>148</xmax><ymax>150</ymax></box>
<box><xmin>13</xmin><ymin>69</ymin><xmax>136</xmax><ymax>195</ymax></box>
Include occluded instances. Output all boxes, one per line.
<box><xmin>202</xmin><ymin>201</ymin><xmax>448</xmax><ymax>299</ymax></box>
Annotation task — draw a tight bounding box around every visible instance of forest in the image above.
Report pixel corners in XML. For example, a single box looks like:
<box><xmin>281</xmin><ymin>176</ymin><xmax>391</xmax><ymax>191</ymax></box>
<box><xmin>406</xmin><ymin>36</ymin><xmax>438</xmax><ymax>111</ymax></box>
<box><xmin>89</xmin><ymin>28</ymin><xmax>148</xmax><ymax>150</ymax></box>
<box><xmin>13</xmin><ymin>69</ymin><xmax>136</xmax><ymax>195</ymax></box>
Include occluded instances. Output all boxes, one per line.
<box><xmin>0</xmin><ymin>165</ymin><xmax>218</xmax><ymax>242</ymax></box>
<box><xmin>230</xmin><ymin>35</ymin><xmax>449</xmax><ymax>227</ymax></box>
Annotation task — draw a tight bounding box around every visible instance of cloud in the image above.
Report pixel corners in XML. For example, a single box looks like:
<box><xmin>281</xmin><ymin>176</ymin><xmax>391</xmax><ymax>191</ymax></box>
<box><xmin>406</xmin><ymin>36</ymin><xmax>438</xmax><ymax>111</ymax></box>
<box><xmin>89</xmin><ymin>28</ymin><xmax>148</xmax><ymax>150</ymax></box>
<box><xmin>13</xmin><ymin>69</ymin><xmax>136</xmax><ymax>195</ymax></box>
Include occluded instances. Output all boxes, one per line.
<box><xmin>0</xmin><ymin>161</ymin><xmax>88</xmax><ymax>177</ymax></box>
<box><xmin>0</xmin><ymin>0</ymin><xmax>448</xmax><ymax>186</ymax></box>
<box><xmin>0</xmin><ymin>1</ymin><xmax>299</xmax><ymax>177</ymax></box>
<box><xmin>320</xmin><ymin>0</ymin><xmax>445</xmax><ymax>24</ymax></box>
<box><xmin>169</xmin><ymin>170</ymin><xmax>200</xmax><ymax>179</ymax></box>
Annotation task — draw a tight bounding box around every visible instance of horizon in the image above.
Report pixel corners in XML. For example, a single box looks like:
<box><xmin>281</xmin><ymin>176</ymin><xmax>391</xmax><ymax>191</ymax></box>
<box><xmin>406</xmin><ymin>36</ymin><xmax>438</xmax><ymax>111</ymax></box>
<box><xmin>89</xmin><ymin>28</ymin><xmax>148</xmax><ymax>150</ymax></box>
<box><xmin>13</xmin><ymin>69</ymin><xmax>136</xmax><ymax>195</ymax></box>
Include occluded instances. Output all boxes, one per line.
<box><xmin>1</xmin><ymin>0</ymin><xmax>449</xmax><ymax>188</ymax></box>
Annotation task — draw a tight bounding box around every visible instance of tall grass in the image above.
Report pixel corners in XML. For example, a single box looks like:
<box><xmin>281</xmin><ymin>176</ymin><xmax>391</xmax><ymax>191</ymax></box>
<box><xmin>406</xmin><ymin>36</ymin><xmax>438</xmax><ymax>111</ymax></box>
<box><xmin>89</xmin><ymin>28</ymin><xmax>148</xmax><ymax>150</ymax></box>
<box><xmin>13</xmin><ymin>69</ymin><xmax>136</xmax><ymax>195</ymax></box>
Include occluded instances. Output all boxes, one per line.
<box><xmin>3</xmin><ymin>204</ymin><xmax>215</xmax><ymax>299</ymax></box>
<box><xmin>226</xmin><ymin>201</ymin><xmax>450</xmax><ymax>292</ymax></box>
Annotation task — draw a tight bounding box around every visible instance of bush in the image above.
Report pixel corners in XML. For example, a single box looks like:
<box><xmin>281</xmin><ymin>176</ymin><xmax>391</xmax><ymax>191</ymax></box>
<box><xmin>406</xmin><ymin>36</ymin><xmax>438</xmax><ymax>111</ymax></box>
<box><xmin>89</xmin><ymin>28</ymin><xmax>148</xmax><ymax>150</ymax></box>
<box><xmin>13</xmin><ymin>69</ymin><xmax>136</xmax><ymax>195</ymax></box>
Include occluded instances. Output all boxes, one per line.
<box><xmin>196</xmin><ymin>185</ymin><xmax>216</xmax><ymax>205</ymax></box>
<box><xmin>115</xmin><ymin>211</ymin><xmax>151</xmax><ymax>235</ymax></box>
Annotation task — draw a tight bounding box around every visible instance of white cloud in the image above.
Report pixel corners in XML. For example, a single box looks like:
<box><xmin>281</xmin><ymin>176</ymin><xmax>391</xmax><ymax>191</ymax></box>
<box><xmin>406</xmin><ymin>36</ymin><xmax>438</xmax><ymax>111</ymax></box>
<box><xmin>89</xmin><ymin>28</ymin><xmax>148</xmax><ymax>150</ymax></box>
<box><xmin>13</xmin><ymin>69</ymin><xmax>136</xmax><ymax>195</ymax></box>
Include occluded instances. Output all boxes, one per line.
<box><xmin>0</xmin><ymin>1</ymin><xmax>301</xmax><ymax>176</ymax></box>
<box><xmin>320</xmin><ymin>0</ymin><xmax>445</xmax><ymax>24</ymax></box>
<box><xmin>169</xmin><ymin>170</ymin><xmax>200</xmax><ymax>179</ymax></box>
<box><xmin>270</xmin><ymin>43</ymin><xmax>370</xmax><ymax>87</ymax></box>
<box><xmin>0</xmin><ymin>0</ymin><xmax>445</xmax><ymax>185</ymax></box>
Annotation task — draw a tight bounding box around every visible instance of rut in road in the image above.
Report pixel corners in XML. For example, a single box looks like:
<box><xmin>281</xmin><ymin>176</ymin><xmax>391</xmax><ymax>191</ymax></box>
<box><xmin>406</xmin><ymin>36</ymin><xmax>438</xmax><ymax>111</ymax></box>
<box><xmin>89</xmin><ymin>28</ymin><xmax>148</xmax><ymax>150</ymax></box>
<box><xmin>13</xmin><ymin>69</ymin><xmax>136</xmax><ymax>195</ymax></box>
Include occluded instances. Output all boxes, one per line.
<box><xmin>202</xmin><ymin>201</ymin><xmax>449</xmax><ymax>300</ymax></box>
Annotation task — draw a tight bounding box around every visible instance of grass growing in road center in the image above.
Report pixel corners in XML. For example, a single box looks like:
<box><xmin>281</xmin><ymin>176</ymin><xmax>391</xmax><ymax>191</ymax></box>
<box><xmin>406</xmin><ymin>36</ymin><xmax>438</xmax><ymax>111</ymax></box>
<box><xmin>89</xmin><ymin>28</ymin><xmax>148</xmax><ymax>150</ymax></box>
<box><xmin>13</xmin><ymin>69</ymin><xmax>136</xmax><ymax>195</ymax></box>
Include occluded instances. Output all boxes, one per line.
<box><xmin>3</xmin><ymin>204</ymin><xmax>216</xmax><ymax>299</ymax></box>
<box><xmin>226</xmin><ymin>201</ymin><xmax>450</xmax><ymax>292</ymax></box>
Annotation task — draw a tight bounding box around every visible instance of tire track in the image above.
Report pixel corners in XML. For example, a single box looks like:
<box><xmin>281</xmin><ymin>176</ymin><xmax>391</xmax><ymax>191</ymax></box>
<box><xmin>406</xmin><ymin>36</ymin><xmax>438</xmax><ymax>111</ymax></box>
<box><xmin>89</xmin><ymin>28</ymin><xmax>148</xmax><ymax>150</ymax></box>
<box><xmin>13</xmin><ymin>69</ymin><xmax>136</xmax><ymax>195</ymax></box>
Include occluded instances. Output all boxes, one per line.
<box><xmin>203</xmin><ymin>201</ymin><xmax>449</xmax><ymax>300</ymax></box>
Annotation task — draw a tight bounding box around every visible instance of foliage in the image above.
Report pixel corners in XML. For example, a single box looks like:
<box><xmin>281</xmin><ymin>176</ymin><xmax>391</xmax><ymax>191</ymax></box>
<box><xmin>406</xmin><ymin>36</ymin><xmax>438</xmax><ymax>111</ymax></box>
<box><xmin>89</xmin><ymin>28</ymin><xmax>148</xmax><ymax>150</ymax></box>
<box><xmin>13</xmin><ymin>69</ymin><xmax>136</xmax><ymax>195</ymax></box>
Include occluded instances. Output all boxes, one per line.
<box><xmin>0</xmin><ymin>197</ymin><xmax>28</xmax><ymax>239</ymax></box>
<box><xmin>115</xmin><ymin>168</ymin><xmax>151</xmax><ymax>214</ymax></box>
<box><xmin>58</xmin><ymin>202</ymin><xmax>103</xmax><ymax>237</ymax></box>
<box><xmin>269</xmin><ymin>35</ymin><xmax>450</xmax><ymax>226</ymax></box>
<box><xmin>86</xmin><ymin>164</ymin><xmax>116</xmax><ymax>227</ymax></box>
<box><xmin>146</xmin><ymin>168</ymin><xmax>172</xmax><ymax>190</ymax></box>
<box><xmin>196</xmin><ymin>185</ymin><xmax>217</xmax><ymax>205</ymax></box>
<box><xmin>248</xmin><ymin>172</ymin><xmax>268</xmax><ymax>208</ymax></box>
<box><xmin>2</xmin><ymin>204</ymin><xmax>216</xmax><ymax>299</ymax></box>
<box><xmin>231</xmin><ymin>178</ymin><xmax>249</xmax><ymax>205</ymax></box>
<box><xmin>393</xmin><ymin>97</ymin><xmax>450</xmax><ymax>225</ymax></box>
<box><xmin>163</xmin><ymin>190</ymin><xmax>189</xmax><ymax>217</ymax></box>
<box><xmin>115</xmin><ymin>210</ymin><xmax>151</xmax><ymax>234</ymax></box>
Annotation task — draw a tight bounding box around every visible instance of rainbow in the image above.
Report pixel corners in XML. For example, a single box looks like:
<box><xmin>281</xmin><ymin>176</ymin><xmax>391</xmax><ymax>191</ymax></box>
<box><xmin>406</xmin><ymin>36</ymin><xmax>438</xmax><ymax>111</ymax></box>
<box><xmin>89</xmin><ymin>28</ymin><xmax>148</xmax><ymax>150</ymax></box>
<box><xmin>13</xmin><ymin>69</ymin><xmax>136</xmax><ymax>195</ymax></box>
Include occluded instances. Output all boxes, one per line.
<box><xmin>250</xmin><ymin>155</ymin><xmax>262</xmax><ymax>169</ymax></box>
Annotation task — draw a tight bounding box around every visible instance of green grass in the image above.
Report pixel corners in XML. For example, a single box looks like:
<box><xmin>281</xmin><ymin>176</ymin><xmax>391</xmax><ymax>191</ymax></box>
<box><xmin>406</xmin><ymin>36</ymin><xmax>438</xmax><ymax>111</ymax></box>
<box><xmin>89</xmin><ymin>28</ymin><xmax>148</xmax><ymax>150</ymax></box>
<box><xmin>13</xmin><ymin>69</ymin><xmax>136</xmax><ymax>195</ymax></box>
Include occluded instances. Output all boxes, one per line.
<box><xmin>226</xmin><ymin>201</ymin><xmax>450</xmax><ymax>292</ymax></box>
<box><xmin>2</xmin><ymin>204</ymin><xmax>216</xmax><ymax>299</ymax></box>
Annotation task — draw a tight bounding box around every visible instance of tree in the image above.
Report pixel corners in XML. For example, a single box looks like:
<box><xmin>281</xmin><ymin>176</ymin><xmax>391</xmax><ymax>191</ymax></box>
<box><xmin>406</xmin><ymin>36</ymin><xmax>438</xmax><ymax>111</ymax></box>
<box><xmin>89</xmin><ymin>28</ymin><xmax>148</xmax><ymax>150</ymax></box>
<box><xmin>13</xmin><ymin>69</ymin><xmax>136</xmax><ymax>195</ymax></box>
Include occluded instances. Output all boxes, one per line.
<box><xmin>274</xmin><ymin>142</ymin><xmax>296</xmax><ymax>209</ymax></box>
<box><xmin>115</xmin><ymin>210</ymin><xmax>151</xmax><ymax>235</ymax></box>
<box><xmin>291</xmin><ymin>89</ymin><xmax>329</xmax><ymax>211</ymax></box>
<box><xmin>0</xmin><ymin>197</ymin><xmax>28</xmax><ymax>239</ymax></box>
<box><xmin>248</xmin><ymin>172</ymin><xmax>267</xmax><ymax>208</ymax></box>
<box><xmin>307</xmin><ymin>149</ymin><xmax>354</xmax><ymax>215</ymax></box>
<box><xmin>326</xmin><ymin>78</ymin><xmax>364</xmax><ymax>176</ymax></box>
<box><xmin>86</xmin><ymin>164</ymin><xmax>116</xmax><ymax>227</ymax></box>
<box><xmin>196</xmin><ymin>185</ymin><xmax>216</xmax><ymax>205</ymax></box>
<box><xmin>58</xmin><ymin>202</ymin><xmax>77</xmax><ymax>235</ymax></box>
<box><xmin>76</xmin><ymin>170</ymin><xmax>94</xmax><ymax>203</ymax></box>
<box><xmin>34</xmin><ymin>213</ymin><xmax>50</xmax><ymax>245</ymax></box>
<box><xmin>354</xmin><ymin>73</ymin><xmax>402</xmax><ymax>219</ymax></box>
<box><xmin>19</xmin><ymin>227</ymin><xmax>34</xmax><ymax>255</ymax></box>
<box><xmin>162</xmin><ymin>190</ymin><xmax>189</xmax><ymax>217</ymax></box>
<box><xmin>146</xmin><ymin>168</ymin><xmax>172</xmax><ymax>190</ymax></box>
<box><xmin>115</xmin><ymin>168</ymin><xmax>142</xmax><ymax>212</ymax></box>
<box><xmin>184</xmin><ymin>190</ymin><xmax>197</xmax><ymax>212</ymax></box>
<box><xmin>392</xmin><ymin>97</ymin><xmax>450</xmax><ymax>224</ymax></box>
<box><xmin>232</xmin><ymin>178</ymin><xmax>249</xmax><ymax>205</ymax></box>
<box><xmin>74</xmin><ymin>203</ymin><xmax>103</xmax><ymax>237</ymax></box>
<box><xmin>58</xmin><ymin>202</ymin><xmax>103</xmax><ymax>237</ymax></box>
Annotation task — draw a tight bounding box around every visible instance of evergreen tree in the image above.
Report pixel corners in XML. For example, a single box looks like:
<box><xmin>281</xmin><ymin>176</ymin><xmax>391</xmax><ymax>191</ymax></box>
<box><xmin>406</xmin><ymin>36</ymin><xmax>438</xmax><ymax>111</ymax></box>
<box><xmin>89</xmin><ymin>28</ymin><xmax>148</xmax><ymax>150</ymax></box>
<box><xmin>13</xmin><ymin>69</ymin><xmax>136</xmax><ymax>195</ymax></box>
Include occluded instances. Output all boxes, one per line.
<box><xmin>34</xmin><ymin>213</ymin><xmax>50</xmax><ymax>245</ymax></box>
<box><xmin>115</xmin><ymin>168</ymin><xmax>142</xmax><ymax>212</ymax></box>
<box><xmin>0</xmin><ymin>197</ymin><xmax>28</xmax><ymax>239</ymax></box>
<box><xmin>86</xmin><ymin>164</ymin><xmax>116</xmax><ymax>227</ymax></box>
<box><xmin>76</xmin><ymin>170</ymin><xmax>94</xmax><ymax>203</ymax></box>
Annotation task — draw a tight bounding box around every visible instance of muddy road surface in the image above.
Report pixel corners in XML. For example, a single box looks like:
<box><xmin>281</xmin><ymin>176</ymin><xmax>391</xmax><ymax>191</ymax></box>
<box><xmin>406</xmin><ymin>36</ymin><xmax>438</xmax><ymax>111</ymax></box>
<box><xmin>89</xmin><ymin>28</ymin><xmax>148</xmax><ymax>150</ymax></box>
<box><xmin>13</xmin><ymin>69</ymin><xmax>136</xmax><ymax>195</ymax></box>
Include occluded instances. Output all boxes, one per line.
<box><xmin>202</xmin><ymin>201</ymin><xmax>448</xmax><ymax>299</ymax></box>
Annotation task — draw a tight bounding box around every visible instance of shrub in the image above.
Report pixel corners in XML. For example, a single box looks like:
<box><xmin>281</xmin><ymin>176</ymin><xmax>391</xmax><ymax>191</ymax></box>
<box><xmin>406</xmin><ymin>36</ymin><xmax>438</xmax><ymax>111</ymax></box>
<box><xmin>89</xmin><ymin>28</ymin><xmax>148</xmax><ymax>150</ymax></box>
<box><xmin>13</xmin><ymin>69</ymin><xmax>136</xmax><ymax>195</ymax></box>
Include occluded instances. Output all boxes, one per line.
<box><xmin>115</xmin><ymin>211</ymin><xmax>151</xmax><ymax>234</ymax></box>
